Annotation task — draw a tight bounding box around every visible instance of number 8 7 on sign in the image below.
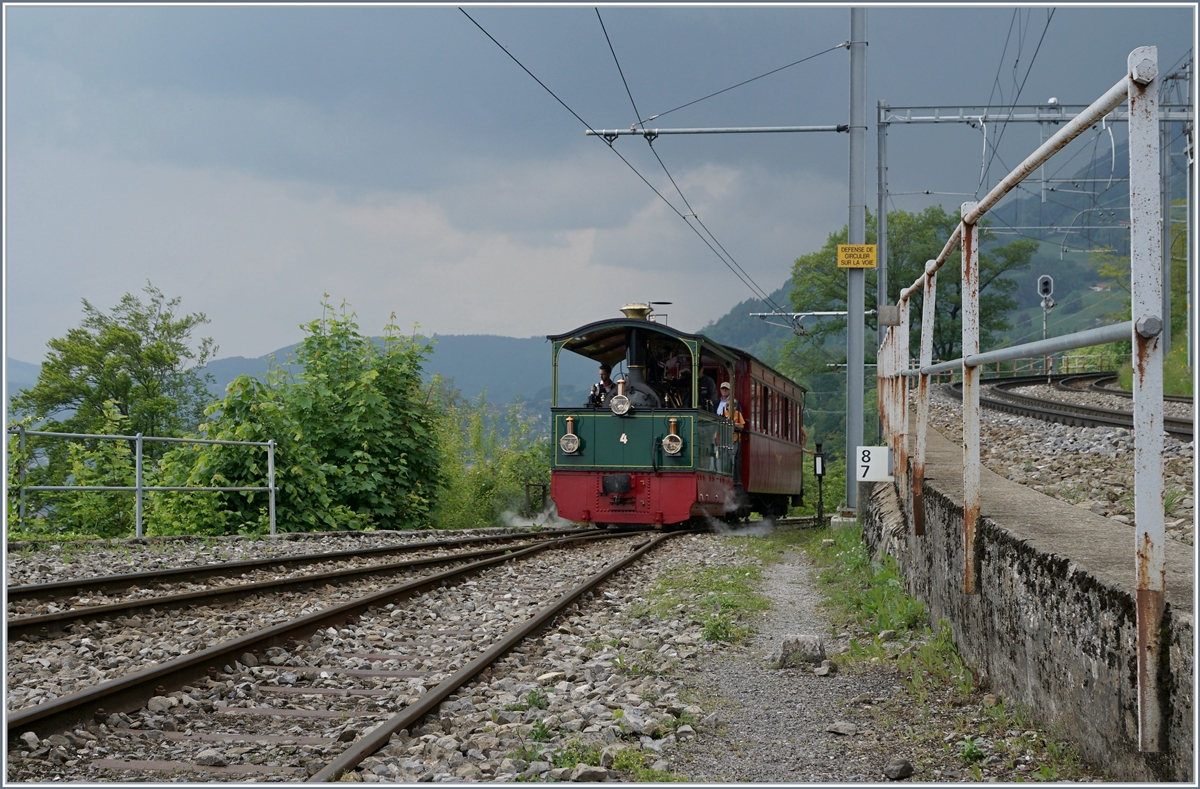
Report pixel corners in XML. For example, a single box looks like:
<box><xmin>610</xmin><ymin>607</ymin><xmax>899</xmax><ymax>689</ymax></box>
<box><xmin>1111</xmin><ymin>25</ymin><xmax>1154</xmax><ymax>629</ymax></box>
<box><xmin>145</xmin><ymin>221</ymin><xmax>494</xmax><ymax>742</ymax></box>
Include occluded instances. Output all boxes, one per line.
<box><xmin>855</xmin><ymin>446</ymin><xmax>893</xmax><ymax>482</ymax></box>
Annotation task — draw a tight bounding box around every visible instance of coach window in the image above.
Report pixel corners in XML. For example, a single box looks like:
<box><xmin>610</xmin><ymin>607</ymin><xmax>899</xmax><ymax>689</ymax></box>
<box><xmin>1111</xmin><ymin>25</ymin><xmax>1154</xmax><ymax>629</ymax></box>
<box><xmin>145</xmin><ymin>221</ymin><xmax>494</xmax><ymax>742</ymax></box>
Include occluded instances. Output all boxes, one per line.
<box><xmin>782</xmin><ymin>396</ymin><xmax>790</xmax><ymax>440</ymax></box>
<box><xmin>760</xmin><ymin>385</ymin><xmax>770</xmax><ymax>434</ymax></box>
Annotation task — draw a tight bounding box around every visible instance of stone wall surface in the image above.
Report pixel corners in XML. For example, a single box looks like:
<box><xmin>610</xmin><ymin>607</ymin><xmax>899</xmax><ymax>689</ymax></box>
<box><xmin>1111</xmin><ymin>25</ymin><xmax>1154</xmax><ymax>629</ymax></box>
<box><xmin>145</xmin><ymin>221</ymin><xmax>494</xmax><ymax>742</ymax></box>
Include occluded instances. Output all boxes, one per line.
<box><xmin>860</xmin><ymin>423</ymin><xmax>1193</xmax><ymax>783</ymax></box>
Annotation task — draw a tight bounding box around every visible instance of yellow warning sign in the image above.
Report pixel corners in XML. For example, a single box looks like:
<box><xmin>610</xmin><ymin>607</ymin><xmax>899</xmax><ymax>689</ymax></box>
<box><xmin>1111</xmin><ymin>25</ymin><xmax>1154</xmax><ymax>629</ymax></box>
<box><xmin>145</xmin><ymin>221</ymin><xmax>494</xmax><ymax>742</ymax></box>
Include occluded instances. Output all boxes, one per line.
<box><xmin>837</xmin><ymin>244</ymin><xmax>877</xmax><ymax>269</ymax></box>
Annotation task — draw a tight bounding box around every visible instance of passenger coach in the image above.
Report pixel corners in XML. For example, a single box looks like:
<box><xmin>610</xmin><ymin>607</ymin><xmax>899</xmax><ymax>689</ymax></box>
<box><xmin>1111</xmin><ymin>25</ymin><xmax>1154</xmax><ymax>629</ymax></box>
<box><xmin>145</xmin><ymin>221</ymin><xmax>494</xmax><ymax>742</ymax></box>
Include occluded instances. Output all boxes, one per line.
<box><xmin>549</xmin><ymin>304</ymin><xmax>807</xmax><ymax>527</ymax></box>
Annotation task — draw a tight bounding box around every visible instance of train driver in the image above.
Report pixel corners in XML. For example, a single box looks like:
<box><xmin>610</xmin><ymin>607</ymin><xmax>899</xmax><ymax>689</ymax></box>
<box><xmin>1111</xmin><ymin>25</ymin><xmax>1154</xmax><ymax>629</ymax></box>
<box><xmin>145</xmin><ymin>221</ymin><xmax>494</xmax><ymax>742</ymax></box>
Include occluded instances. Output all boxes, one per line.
<box><xmin>588</xmin><ymin>364</ymin><xmax>617</xmax><ymax>406</ymax></box>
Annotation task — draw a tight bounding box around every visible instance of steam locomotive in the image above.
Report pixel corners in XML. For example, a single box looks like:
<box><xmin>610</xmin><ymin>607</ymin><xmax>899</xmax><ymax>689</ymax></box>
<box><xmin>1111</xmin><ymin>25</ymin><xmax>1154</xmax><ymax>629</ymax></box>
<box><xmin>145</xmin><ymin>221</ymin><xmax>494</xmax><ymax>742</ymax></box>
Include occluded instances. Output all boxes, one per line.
<box><xmin>548</xmin><ymin>304</ymin><xmax>807</xmax><ymax>527</ymax></box>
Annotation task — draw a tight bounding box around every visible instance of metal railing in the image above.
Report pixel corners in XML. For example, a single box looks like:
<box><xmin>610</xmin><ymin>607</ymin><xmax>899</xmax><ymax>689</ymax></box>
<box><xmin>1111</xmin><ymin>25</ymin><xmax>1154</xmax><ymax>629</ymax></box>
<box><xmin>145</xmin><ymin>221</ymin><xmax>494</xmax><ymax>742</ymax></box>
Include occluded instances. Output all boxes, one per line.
<box><xmin>8</xmin><ymin>427</ymin><xmax>277</xmax><ymax>537</ymax></box>
<box><xmin>876</xmin><ymin>47</ymin><xmax>1166</xmax><ymax>753</ymax></box>
<box><xmin>914</xmin><ymin>353</ymin><xmax>1126</xmax><ymax>383</ymax></box>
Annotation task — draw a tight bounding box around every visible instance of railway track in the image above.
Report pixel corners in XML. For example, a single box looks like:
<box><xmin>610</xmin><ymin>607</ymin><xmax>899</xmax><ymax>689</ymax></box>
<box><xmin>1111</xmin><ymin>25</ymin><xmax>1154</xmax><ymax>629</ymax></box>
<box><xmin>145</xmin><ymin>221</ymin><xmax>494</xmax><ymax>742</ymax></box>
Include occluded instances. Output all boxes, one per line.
<box><xmin>6</xmin><ymin>529</ymin><xmax>640</xmax><ymax>716</ymax></box>
<box><xmin>8</xmin><ymin>529</ymin><xmax>678</xmax><ymax>782</ymax></box>
<box><xmin>7</xmin><ymin>529</ymin><xmax>600</xmax><ymax>640</ymax></box>
<box><xmin>7</xmin><ymin>527</ymin><xmax>592</xmax><ymax>606</ymax></box>
<box><xmin>944</xmin><ymin>373</ymin><xmax>1194</xmax><ymax>441</ymax></box>
<box><xmin>1057</xmin><ymin>373</ymin><xmax>1194</xmax><ymax>403</ymax></box>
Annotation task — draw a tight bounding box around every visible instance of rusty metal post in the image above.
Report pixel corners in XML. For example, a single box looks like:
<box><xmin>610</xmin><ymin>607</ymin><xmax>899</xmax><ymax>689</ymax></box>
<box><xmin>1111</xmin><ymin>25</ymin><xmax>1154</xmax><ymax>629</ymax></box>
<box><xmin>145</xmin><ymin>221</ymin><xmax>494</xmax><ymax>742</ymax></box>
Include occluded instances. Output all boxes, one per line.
<box><xmin>877</xmin><ymin>330</ymin><xmax>888</xmax><ymax>443</ymax></box>
<box><xmin>881</xmin><ymin>328</ymin><xmax>892</xmax><ymax>446</ymax></box>
<box><xmin>18</xmin><ymin>425</ymin><xmax>27</xmax><ymax>531</ymax></box>
<box><xmin>960</xmin><ymin>207</ymin><xmax>981</xmax><ymax>595</ymax></box>
<box><xmin>883</xmin><ymin>329</ymin><xmax>893</xmax><ymax>450</ymax></box>
<box><xmin>267</xmin><ymin>441</ymin><xmax>277</xmax><ymax>536</ymax></box>
<box><xmin>913</xmin><ymin>262</ymin><xmax>938</xmax><ymax>536</ymax></box>
<box><xmin>135</xmin><ymin>433</ymin><xmax>144</xmax><ymax>539</ymax></box>
<box><xmin>1127</xmin><ymin>45</ymin><xmax>1165</xmax><ymax>754</ymax></box>
<box><xmin>896</xmin><ymin>297</ymin><xmax>910</xmax><ymax>499</ymax></box>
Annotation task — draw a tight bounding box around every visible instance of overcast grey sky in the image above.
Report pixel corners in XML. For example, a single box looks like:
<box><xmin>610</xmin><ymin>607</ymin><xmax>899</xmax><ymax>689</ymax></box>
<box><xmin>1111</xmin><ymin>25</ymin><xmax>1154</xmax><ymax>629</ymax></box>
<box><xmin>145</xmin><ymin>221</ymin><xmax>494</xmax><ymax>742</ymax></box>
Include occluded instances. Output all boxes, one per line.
<box><xmin>4</xmin><ymin>3</ymin><xmax>1194</xmax><ymax>362</ymax></box>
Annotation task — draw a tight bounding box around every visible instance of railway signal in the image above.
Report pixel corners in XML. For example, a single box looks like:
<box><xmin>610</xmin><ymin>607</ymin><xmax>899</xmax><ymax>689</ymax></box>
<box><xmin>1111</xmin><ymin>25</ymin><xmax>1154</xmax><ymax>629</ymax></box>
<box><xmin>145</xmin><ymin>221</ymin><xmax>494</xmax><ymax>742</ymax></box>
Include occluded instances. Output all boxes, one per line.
<box><xmin>1038</xmin><ymin>275</ymin><xmax>1057</xmax><ymax>381</ymax></box>
<box><xmin>1038</xmin><ymin>275</ymin><xmax>1054</xmax><ymax>298</ymax></box>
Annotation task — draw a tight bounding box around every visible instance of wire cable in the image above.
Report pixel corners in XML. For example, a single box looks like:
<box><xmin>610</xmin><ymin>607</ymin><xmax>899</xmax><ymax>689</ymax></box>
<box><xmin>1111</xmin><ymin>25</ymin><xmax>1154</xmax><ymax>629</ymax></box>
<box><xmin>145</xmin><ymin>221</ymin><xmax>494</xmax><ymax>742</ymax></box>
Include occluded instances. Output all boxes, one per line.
<box><xmin>983</xmin><ymin>11</ymin><xmax>1018</xmax><ymax>115</ymax></box>
<box><xmin>639</xmin><ymin>41</ymin><xmax>849</xmax><ymax>123</ymax></box>
<box><xmin>461</xmin><ymin>8</ymin><xmax>785</xmax><ymax>311</ymax></box>
<box><xmin>979</xmin><ymin>8</ymin><xmax>1056</xmax><ymax>194</ymax></box>
<box><xmin>594</xmin><ymin>8</ymin><xmax>787</xmax><ymax>314</ymax></box>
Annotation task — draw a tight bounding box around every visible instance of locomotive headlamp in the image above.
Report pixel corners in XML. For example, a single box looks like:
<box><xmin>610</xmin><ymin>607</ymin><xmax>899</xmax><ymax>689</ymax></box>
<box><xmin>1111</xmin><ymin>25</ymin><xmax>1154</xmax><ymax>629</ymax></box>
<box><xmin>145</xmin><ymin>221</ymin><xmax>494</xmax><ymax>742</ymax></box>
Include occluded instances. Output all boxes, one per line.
<box><xmin>560</xmin><ymin>416</ymin><xmax>581</xmax><ymax>454</ymax></box>
<box><xmin>609</xmin><ymin>378</ymin><xmax>632</xmax><ymax>416</ymax></box>
<box><xmin>662</xmin><ymin>417</ymin><xmax>683</xmax><ymax>456</ymax></box>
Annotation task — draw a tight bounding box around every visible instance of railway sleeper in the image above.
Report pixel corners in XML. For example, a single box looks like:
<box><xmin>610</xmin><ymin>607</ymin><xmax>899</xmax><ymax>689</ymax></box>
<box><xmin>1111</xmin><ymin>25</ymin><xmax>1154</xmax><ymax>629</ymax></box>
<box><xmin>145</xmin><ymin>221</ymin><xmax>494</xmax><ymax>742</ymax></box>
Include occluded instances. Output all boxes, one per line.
<box><xmin>7</xmin><ymin>531</ymin><xmax>680</xmax><ymax>783</ymax></box>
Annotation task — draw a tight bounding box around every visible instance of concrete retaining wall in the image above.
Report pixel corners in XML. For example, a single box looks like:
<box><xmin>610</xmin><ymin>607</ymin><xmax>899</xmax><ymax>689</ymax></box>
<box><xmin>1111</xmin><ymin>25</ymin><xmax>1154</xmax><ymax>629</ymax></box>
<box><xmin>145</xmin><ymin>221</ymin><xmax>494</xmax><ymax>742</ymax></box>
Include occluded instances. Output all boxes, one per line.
<box><xmin>860</xmin><ymin>442</ymin><xmax>1193</xmax><ymax>781</ymax></box>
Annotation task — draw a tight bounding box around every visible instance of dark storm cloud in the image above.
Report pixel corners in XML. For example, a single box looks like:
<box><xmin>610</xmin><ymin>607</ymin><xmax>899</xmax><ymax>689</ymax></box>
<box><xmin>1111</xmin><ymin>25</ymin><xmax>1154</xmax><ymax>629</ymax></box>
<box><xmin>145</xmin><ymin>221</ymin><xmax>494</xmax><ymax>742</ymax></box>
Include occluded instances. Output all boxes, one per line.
<box><xmin>3</xmin><ymin>4</ymin><xmax>1193</xmax><ymax>360</ymax></box>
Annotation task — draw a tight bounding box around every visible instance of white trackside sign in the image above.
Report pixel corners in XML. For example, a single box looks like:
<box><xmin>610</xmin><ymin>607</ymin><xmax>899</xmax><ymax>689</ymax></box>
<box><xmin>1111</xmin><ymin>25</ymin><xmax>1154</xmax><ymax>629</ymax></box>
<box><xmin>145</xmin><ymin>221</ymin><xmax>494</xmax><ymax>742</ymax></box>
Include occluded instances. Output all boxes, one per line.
<box><xmin>855</xmin><ymin>446</ymin><xmax>893</xmax><ymax>482</ymax></box>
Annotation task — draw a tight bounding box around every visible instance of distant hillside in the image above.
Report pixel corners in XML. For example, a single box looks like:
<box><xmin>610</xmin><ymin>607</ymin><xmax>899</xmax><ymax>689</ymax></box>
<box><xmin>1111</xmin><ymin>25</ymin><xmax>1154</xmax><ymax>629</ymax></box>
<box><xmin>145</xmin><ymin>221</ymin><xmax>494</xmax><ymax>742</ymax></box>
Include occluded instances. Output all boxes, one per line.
<box><xmin>697</xmin><ymin>281</ymin><xmax>794</xmax><ymax>366</ymax></box>
<box><xmin>194</xmin><ymin>335</ymin><xmax>569</xmax><ymax>408</ymax></box>
<box><xmin>5</xmin><ymin>358</ymin><xmax>41</xmax><ymax>406</ymax></box>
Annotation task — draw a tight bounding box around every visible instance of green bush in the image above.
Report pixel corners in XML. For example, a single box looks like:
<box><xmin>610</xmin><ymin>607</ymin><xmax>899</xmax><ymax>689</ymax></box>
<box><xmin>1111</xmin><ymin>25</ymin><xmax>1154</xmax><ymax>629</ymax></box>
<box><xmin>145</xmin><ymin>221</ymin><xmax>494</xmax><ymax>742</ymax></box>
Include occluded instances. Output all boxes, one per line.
<box><xmin>432</xmin><ymin>386</ymin><xmax>550</xmax><ymax>530</ymax></box>
<box><xmin>1117</xmin><ymin>342</ymin><xmax>1192</xmax><ymax>396</ymax></box>
<box><xmin>148</xmin><ymin>302</ymin><xmax>440</xmax><ymax>535</ymax></box>
<box><xmin>789</xmin><ymin>455</ymin><xmax>846</xmax><ymax>520</ymax></box>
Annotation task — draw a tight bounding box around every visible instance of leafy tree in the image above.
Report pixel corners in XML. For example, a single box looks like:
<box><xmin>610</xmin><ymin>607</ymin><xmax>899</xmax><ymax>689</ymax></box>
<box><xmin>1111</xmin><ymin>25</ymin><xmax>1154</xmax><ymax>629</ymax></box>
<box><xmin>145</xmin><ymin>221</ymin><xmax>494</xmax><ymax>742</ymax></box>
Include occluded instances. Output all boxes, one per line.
<box><xmin>778</xmin><ymin>207</ymin><xmax>1036</xmax><ymax>459</ymax></box>
<box><xmin>55</xmin><ymin>403</ymin><xmax>137</xmax><ymax>538</ymax></box>
<box><xmin>285</xmin><ymin>304</ymin><xmax>441</xmax><ymax>526</ymax></box>
<box><xmin>11</xmin><ymin>282</ymin><xmax>217</xmax><ymax>445</ymax></box>
<box><xmin>8</xmin><ymin>283</ymin><xmax>215</xmax><ymax>536</ymax></box>
<box><xmin>784</xmin><ymin>206</ymin><xmax>1036</xmax><ymax>365</ymax></box>
<box><xmin>148</xmin><ymin>374</ymin><xmax>366</xmax><ymax>535</ymax></box>
<box><xmin>147</xmin><ymin>301</ymin><xmax>442</xmax><ymax>534</ymax></box>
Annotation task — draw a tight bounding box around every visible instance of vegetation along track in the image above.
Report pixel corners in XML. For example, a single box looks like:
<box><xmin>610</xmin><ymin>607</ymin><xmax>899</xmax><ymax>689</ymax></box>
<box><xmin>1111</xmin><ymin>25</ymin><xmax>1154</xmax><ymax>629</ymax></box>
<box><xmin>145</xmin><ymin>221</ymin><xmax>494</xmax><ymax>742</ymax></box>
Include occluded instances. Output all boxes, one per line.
<box><xmin>6</xmin><ymin>528</ymin><xmax>596</xmax><ymax>640</ymax></box>
<box><xmin>946</xmin><ymin>373</ymin><xmax>1193</xmax><ymax>441</ymax></box>
<box><xmin>7</xmin><ymin>529</ymin><xmax>679</xmax><ymax>782</ymax></box>
<box><xmin>1057</xmin><ymin>373</ymin><xmax>1193</xmax><ymax>403</ymax></box>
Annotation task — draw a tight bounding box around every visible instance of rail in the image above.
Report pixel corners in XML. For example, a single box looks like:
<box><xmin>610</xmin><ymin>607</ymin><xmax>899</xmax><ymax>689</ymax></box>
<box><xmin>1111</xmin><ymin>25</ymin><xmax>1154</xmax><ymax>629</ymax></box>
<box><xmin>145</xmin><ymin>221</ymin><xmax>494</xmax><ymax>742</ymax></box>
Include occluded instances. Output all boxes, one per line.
<box><xmin>7</xmin><ymin>427</ymin><xmax>277</xmax><ymax>537</ymax></box>
<box><xmin>876</xmin><ymin>47</ymin><xmax>1167</xmax><ymax>753</ymax></box>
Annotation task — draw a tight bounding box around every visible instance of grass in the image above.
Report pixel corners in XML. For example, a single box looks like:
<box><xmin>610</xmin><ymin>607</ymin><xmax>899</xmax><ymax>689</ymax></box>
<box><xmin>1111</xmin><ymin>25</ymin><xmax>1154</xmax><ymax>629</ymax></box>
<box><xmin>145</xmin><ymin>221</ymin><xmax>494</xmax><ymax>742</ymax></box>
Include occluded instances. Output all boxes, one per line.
<box><xmin>631</xmin><ymin>565</ymin><xmax>765</xmax><ymax>645</ymax></box>
<box><xmin>960</xmin><ymin>735</ymin><xmax>985</xmax><ymax>764</ymax></box>
<box><xmin>628</xmin><ymin>527</ymin><xmax>814</xmax><ymax>645</ymax></box>
<box><xmin>528</xmin><ymin>720</ymin><xmax>553</xmax><ymax>743</ymax></box>
<box><xmin>1164</xmin><ymin>486</ymin><xmax>1186</xmax><ymax>518</ymax></box>
<box><xmin>611</xmin><ymin>747</ymin><xmax>689</xmax><ymax>782</ymax></box>
<box><xmin>504</xmin><ymin>689</ymin><xmax>549</xmax><ymax>712</ymax></box>
<box><xmin>795</xmin><ymin>521</ymin><xmax>1100</xmax><ymax>782</ymax></box>
<box><xmin>549</xmin><ymin>740</ymin><xmax>602</xmax><ymax>770</ymax></box>
<box><xmin>803</xmin><ymin>524</ymin><xmax>926</xmax><ymax>636</ymax></box>
<box><xmin>1117</xmin><ymin>343</ymin><xmax>1193</xmax><ymax>396</ymax></box>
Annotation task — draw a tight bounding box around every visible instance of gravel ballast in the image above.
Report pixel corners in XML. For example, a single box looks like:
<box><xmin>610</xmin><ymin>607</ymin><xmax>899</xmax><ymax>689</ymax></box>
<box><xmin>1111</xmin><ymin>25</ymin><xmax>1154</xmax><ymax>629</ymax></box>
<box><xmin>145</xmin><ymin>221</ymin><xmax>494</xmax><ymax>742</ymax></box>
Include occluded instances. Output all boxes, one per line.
<box><xmin>928</xmin><ymin>384</ymin><xmax>1194</xmax><ymax>545</ymax></box>
<box><xmin>7</xmin><ymin>528</ymin><xmax>1110</xmax><ymax>782</ymax></box>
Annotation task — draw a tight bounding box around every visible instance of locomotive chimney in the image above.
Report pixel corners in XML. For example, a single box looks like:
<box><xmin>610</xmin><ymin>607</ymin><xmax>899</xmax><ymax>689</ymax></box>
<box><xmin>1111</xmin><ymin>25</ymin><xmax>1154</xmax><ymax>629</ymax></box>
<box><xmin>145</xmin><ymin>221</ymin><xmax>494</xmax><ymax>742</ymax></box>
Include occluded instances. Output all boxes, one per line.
<box><xmin>620</xmin><ymin>303</ymin><xmax>652</xmax><ymax>320</ymax></box>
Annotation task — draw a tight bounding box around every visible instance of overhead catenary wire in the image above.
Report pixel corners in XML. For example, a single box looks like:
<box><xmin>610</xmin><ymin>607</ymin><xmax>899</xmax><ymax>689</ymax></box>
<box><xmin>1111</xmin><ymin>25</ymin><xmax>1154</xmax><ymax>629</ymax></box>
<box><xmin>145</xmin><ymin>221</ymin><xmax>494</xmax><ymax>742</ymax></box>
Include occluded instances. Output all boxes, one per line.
<box><xmin>639</xmin><ymin>40</ymin><xmax>850</xmax><ymax>124</ymax></box>
<box><xmin>978</xmin><ymin>8</ymin><xmax>1056</xmax><ymax>195</ymax></box>
<box><xmin>595</xmin><ymin>8</ymin><xmax>782</xmax><ymax>314</ymax></box>
<box><xmin>460</xmin><ymin>8</ymin><xmax>784</xmax><ymax>311</ymax></box>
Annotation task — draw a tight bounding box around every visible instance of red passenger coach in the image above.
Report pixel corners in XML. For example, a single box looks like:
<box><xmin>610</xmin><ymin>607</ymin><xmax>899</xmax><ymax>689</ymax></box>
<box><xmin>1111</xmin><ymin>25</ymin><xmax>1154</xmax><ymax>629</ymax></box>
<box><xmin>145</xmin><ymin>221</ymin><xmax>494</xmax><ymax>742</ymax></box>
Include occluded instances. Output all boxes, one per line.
<box><xmin>734</xmin><ymin>358</ymin><xmax>808</xmax><ymax>518</ymax></box>
<box><xmin>549</xmin><ymin>304</ymin><xmax>808</xmax><ymax>526</ymax></box>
